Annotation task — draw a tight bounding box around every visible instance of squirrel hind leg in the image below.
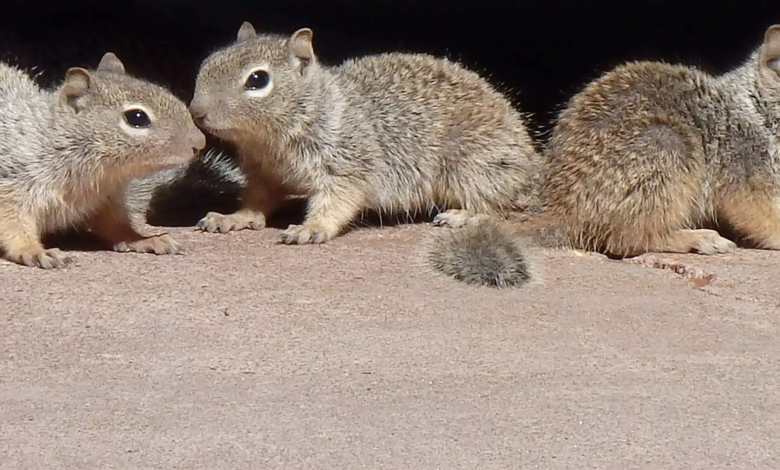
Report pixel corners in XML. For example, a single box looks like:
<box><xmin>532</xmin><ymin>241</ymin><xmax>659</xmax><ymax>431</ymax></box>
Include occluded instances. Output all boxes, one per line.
<box><xmin>554</xmin><ymin>123</ymin><xmax>707</xmax><ymax>257</ymax></box>
<box><xmin>427</xmin><ymin>221</ymin><xmax>532</xmax><ymax>288</ymax></box>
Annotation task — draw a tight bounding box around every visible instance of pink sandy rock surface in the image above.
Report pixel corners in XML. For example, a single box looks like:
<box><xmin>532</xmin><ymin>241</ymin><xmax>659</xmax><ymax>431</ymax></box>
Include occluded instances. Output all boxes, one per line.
<box><xmin>1</xmin><ymin>224</ymin><xmax>779</xmax><ymax>469</ymax></box>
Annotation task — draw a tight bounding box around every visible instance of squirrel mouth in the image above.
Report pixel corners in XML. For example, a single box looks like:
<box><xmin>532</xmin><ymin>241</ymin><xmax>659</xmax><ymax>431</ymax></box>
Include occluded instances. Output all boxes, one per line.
<box><xmin>201</xmin><ymin>126</ymin><xmax>240</xmax><ymax>143</ymax></box>
<box><xmin>193</xmin><ymin>115</ymin><xmax>225</xmax><ymax>134</ymax></box>
<box><xmin>148</xmin><ymin>151</ymin><xmax>198</xmax><ymax>171</ymax></box>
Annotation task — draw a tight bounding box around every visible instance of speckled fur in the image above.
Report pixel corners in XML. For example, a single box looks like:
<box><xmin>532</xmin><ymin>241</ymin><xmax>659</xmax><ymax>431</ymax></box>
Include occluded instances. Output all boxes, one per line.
<box><xmin>0</xmin><ymin>53</ymin><xmax>205</xmax><ymax>268</ymax></box>
<box><xmin>189</xmin><ymin>21</ymin><xmax>541</xmax><ymax>245</ymax></box>
<box><xmin>428</xmin><ymin>221</ymin><xmax>532</xmax><ymax>288</ymax></box>
<box><xmin>541</xmin><ymin>25</ymin><xmax>780</xmax><ymax>258</ymax></box>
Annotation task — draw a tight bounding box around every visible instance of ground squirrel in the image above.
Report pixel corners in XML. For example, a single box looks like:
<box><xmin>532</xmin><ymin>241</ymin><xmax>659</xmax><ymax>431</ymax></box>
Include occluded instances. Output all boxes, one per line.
<box><xmin>435</xmin><ymin>23</ymin><xmax>780</xmax><ymax>286</ymax></box>
<box><xmin>188</xmin><ymin>21</ymin><xmax>541</xmax><ymax>246</ymax></box>
<box><xmin>0</xmin><ymin>52</ymin><xmax>205</xmax><ymax>269</ymax></box>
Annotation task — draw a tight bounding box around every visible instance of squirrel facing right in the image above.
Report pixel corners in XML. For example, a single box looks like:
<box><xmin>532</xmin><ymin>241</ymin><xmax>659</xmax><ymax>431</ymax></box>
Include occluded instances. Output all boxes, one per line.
<box><xmin>0</xmin><ymin>52</ymin><xmax>205</xmax><ymax>268</ymax></box>
<box><xmin>434</xmin><ymin>23</ymin><xmax>780</xmax><ymax>286</ymax></box>
<box><xmin>188</xmin><ymin>22</ymin><xmax>541</xmax><ymax>254</ymax></box>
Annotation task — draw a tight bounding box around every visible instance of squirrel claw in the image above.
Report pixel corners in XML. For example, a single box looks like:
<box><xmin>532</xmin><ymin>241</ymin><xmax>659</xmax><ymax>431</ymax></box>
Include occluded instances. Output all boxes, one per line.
<box><xmin>279</xmin><ymin>224</ymin><xmax>333</xmax><ymax>245</ymax></box>
<box><xmin>196</xmin><ymin>211</ymin><xmax>266</xmax><ymax>233</ymax></box>
<box><xmin>18</xmin><ymin>248</ymin><xmax>73</xmax><ymax>269</ymax></box>
<box><xmin>114</xmin><ymin>234</ymin><xmax>183</xmax><ymax>255</ymax></box>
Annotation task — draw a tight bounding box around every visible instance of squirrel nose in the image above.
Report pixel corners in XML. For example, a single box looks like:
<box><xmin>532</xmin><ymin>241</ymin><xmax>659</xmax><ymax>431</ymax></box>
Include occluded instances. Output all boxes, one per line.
<box><xmin>189</xmin><ymin>100</ymin><xmax>208</xmax><ymax>121</ymax></box>
<box><xmin>190</xmin><ymin>129</ymin><xmax>207</xmax><ymax>151</ymax></box>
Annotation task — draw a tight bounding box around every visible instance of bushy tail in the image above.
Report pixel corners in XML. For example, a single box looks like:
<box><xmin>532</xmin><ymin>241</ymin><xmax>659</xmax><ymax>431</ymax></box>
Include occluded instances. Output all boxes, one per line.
<box><xmin>123</xmin><ymin>147</ymin><xmax>246</xmax><ymax>226</ymax></box>
<box><xmin>123</xmin><ymin>166</ymin><xmax>183</xmax><ymax>217</ymax></box>
<box><xmin>427</xmin><ymin>214</ymin><xmax>564</xmax><ymax>288</ymax></box>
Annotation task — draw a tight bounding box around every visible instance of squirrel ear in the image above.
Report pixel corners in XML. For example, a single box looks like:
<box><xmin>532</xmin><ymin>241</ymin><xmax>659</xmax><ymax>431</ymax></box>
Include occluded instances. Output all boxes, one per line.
<box><xmin>289</xmin><ymin>28</ymin><xmax>315</xmax><ymax>62</ymax></box>
<box><xmin>237</xmin><ymin>21</ymin><xmax>257</xmax><ymax>42</ymax></box>
<box><xmin>60</xmin><ymin>67</ymin><xmax>93</xmax><ymax>110</ymax></box>
<box><xmin>96</xmin><ymin>52</ymin><xmax>125</xmax><ymax>74</ymax></box>
<box><xmin>760</xmin><ymin>24</ymin><xmax>780</xmax><ymax>76</ymax></box>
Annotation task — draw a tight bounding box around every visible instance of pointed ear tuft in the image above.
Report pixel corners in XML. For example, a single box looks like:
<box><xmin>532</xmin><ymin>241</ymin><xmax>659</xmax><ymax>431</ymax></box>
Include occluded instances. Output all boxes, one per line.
<box><xmin>289</xmin><ymin>28</ymin><xmax>315</xmax><ymax>62</ymax></box>
<box><xmin>96</xmin><ymin>52</ymin><xmax>126</xmax><ymax>74</ymax></box>
<box><xmin>237</xmin><ymin>21</ymin><xmax>257</xmax><ymax>42</ymax></box>
<box><xmin>61</xmin><ymin>67</ymin><xmax>93</xmax><ymax>110</ymax></box>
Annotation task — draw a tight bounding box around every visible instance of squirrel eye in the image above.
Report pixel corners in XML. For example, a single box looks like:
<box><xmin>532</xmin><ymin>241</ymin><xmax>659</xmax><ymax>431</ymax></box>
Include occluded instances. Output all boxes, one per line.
<box><xmin>124</xmin><ymin>108</ymin><xmax>151</xmax><ymax>128</ymax></box>
<box><xmin>244</xmin><ymin>70</ymin><xmax>270</xmax><ymax>90</ymax></box>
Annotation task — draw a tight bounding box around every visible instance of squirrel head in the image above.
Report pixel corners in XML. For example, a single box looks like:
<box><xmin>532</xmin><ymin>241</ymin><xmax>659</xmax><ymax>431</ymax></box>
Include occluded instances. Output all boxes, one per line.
<box><xmin>755</xmin><ymin>25</ymin><xmax>780</xmax><ymax>117</ymax></box>
<box><xmin>55</xmin><ymin>52</ymin><xmax>206</xmax><ymax>176</ymax></box>
<box><xmin>190</xmin><ymin>21</ymin><xmax>321</xmax><ymax>145</ymax></box>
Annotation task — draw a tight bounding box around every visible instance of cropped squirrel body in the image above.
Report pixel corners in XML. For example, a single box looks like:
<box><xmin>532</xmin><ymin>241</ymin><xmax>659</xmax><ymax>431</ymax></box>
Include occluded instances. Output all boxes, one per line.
<box><xmin>433</xmin><ymin>24</ymin><xmax>780</xmax><ymax>286</ymax></box>
<box><xmin>542</xmin><ymin>24</ymin><xmax>780</xmax><ymax>257</ymax></box>
<box><xmin>0</xmin><ymin>53</ymin><xmax>205</xmax><ymax>268</ymax></box>
<box><xmin>189</xmin><ymin>22</ymin><xmax>541</xmax><ymax>246</ymax></box>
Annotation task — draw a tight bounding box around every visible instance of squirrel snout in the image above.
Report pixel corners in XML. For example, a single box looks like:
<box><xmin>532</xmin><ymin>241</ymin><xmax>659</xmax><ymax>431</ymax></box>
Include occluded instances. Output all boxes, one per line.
<box><xmin>190</xmin><ymin>130</ymin><xmax>207</xmax><ymax>151</ymax></box>
<box><xmin>189</xmin><ymin>100</ymin><xmax>208</xmax><ymax>122</ymax></box>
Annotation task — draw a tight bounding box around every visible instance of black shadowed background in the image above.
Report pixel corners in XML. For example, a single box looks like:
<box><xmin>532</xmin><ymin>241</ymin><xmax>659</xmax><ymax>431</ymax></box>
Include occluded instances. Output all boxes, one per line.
<box><xmin>1</xmin><ymin>0</ymin><xmax>777</xmax><ymax>225</ymax></box>
<box><xmin>2</xmin><ymin>1</ymin><xmax>776</xmax><ymax>133</ymax></box>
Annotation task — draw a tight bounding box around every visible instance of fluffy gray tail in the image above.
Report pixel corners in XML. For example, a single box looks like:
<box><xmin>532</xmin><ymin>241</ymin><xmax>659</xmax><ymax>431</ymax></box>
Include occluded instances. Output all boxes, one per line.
<box><xmin>428</xmin><ymin>222</ymin><xmax>532</xmax><ymax>288</ymax></box>
<box><xmin>123</xmin><ymin>147</ymin><xmax>246</xmax><ymax>226</ymax></box>
<box><xmin>427</xmin><ymin>213</ymin><xmax>566</xmax><ymax>288</ymax></box>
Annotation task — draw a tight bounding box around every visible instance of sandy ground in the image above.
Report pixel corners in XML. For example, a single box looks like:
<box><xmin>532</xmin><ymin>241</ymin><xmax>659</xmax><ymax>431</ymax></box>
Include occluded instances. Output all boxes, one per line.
<box><xmin>1</xmin><ymin>223</ymin><xmax>779</xmax><ymax>469</ymax></box>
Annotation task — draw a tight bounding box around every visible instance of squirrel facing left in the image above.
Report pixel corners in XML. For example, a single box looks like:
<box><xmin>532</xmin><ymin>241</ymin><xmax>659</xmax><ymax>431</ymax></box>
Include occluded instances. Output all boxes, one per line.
<box><xmin>0</xmin><ymin>52</ymin><xmax>205</xmax><ymax>269</ymax></box>
<box><xmin>188</xmin><ymin>22</ymin><xmax>542</xmax><ymax>255</ymax></box>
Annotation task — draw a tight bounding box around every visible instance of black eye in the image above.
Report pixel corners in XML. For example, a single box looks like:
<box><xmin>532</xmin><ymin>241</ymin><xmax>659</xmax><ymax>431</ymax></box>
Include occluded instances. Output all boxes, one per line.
<box><xmin>124</xmin><ymin>108</ymin><xmax>151</xmax><ymax>128</ymax></box>
<box><xmin>244</xmin><ymin>70</ymin><xmax>270</xmax><ymax>90</ymax></box>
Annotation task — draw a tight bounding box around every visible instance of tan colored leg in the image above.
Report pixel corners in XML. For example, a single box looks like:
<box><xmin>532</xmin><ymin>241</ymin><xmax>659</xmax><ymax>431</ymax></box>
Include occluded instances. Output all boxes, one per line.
<box><xmin>718</xmin><ymin>191</ymin><xmax>780</xmax><ymax>250</ymax></box>
<box><xmin>0</xmin><ymin>209</ymin><xmax>72</xmax><ymax>269</ymax></box>
<box><xmin>279</xmin><ymin>183</ymin><xmax>365</xmax><ymax>245</ymax></box>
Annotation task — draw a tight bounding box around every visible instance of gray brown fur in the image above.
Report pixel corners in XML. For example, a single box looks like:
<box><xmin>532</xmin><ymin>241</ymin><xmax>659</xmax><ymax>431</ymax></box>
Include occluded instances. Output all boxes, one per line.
<box><xmin>0</xmin><ymin>52</ymin><xmax>205</xmax><ymax>268</ymax></box>
<box><xmin>541</xmin><ymin>24</ymin><xmax>780</xmax><ymax>258</ymax></box>
<box><xmin>443</xmin><ymin>24</ymin><xmax>780</xmax><ymax>287</ymax></box>
<box><xmin>189</xmin><ymin>21</ymin><xmax>541</xmax><ymax>247</ymax></box>
<box><xmin>428</xmin><ymin>221</ymin><xmax>531</xmax><ymax>288</ymax></box>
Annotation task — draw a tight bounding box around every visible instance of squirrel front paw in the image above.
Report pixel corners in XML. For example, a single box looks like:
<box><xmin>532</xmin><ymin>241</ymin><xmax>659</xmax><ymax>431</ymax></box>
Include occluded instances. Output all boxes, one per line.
<box><xmin>196</xmin><ymin>211</ymin><xmax>267</xmax><ymax>234</ymax></box>
<box><xmin>113</xmin><ymin>234</ymin><xmax>183</xmax><ymax>255</ymax></box>
<box><xmin>432</xmin><ymin>209</ymin><xmax>490</xmax><ymax>228</ymax></box>
<box><xmin>279</xmin><ymin>223</ymin><xmax>335</xmax><ymax>245</ymax></box>
<box><xmin>9</xmin><ymin>248</ymin><xmax>73</xmax><ymax>269</ymax></box>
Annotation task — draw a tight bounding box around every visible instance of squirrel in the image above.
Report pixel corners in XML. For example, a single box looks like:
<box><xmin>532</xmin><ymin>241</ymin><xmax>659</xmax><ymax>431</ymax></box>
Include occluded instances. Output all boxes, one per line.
<box><xmin>187</xmin><ymin>21</ymin><xmax>541</xmax><ymax>248</ymax></box>
<box><xmin>428</xmin><ymin>23</ymin><xmax>780</xmax><ymax>287</ymax></box>
<box><xmin>0</xmin><ymin>52</ymin><xmax>205</xmax><ymax>269</ymax></box>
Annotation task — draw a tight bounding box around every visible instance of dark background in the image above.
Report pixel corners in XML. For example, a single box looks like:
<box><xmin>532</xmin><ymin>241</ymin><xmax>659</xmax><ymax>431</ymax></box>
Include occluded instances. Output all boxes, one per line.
<box><xmin>1</xmin><ymin>1</ymin><xmax>777</xmax><ymax>137</ymax></box>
